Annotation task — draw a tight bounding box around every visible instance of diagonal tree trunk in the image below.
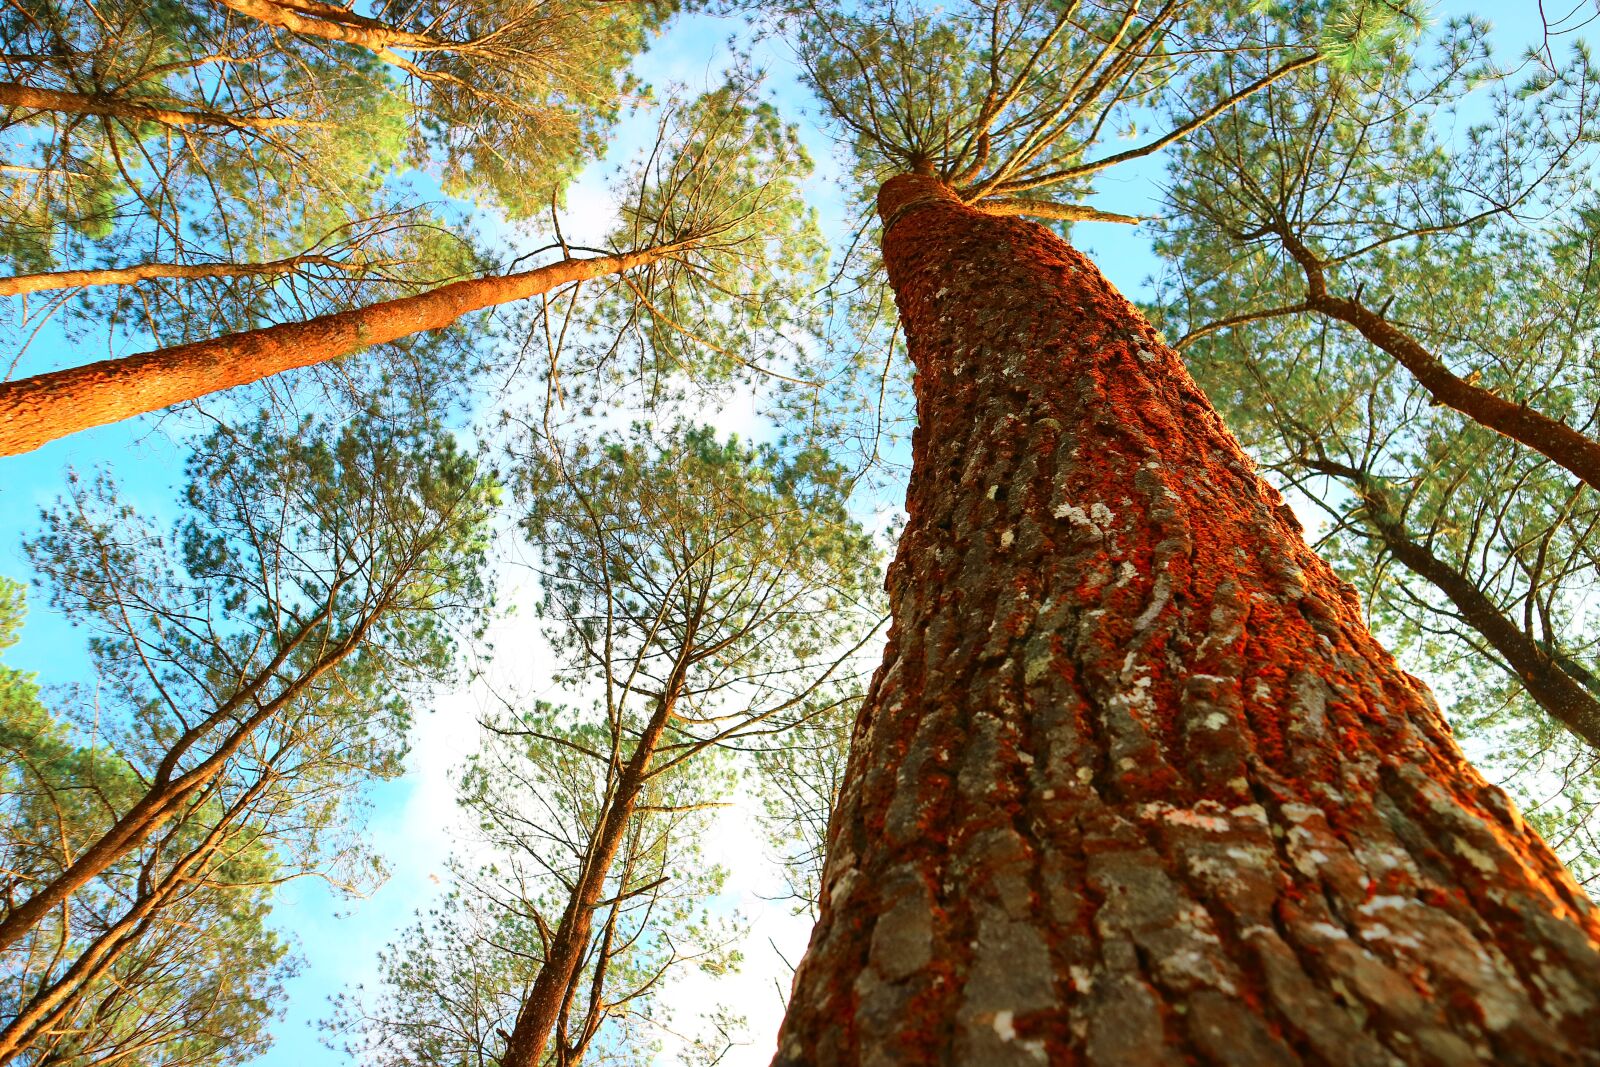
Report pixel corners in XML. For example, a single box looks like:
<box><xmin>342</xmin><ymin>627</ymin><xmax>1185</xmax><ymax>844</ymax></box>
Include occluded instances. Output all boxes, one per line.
<box><xmin>0</xmin><ymin>603</ymin><xmax>371</xmax><ymax>952</ymax></box>
<box><xmin>213</xmin><ymin>0</ymin><xmax>463</xmax><ymax>72</ymax></box>
<box><xmin>0</xmin><ymin>252</ymin><xmax>371</xmax><ymax>297</ymax></box>
<box><xmin>0</xmin><ymin>244</ymin><xmax>682</xmax><ymax>457</ymax></box>
<box><xmin>774</xmin><ymin>175</ymin><xmax>1600</xmax><ymax>1065</ymax></box>
<box><xmin>499</xmin><ymin>662</ymin><xmax>689</xmax><ymax>1067</ymax></box>
<box><xmin>1273</xmin><ymin>227</ymin><xmax>1600</xmax><ymax>493</ymax></box>
<box><xmin>0</xmin><ymin>81</ymin><xmax>322</xmax><ymax>131</ymax></box>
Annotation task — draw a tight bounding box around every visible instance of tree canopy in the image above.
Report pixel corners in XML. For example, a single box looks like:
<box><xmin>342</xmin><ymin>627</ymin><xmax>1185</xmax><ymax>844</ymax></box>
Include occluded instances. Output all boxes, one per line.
<box><xmin>4</xmin><ymin>1</ymin><xmax>1600</xmax><ymax>1063</ymax></box>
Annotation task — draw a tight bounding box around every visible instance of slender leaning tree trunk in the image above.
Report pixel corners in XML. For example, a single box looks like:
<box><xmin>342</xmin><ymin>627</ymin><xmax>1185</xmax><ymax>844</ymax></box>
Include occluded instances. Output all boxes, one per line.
<box><xmin>501</xmin><ymin>674</ymin><xmax>687</xmax><ymax>1067</ymax></box>
<box><xmin>773</xmin><ymin>175</ymin><xmax>1600</xmax><ymax>1066</ymax></box>
<box><xmin>0</xmin><ymin>245</ymin><xmax>679</xmax><ymax>457</ymax></box>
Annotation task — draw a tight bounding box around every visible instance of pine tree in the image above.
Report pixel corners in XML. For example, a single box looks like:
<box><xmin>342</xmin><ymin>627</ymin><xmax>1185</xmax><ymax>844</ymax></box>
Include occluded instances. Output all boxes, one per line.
<box><xmin>338</xmin><ymin>422</ymin><xmax>884</xmax><ymax>1067</ymax></box>
<box><xmin>770</xmin><ymin>3</ymin><xmax>1600</xmax><ymax>1061</ymax></box>
<box><xmin>1155</xmin><ymin>16</ymin><xmax>1600</xmax><ymax>753</ymax></box>
<box><xmin>0</xmin><ymin>408</ymin><xmax>494</xmax><ymax>1063</ymax></box>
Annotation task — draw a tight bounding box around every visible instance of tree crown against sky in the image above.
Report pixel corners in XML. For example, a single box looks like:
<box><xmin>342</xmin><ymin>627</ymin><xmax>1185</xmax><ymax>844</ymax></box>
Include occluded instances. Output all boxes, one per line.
<box><xmin>1150</xmin><ymin>11</ymin><xmax>1600</xmax><ymax>884</ymax></box>
<box><xmin>0</xmin><ymin>406</ymin><xmax>495</xmax><ymax>1065</ymax></box>
<box><xmin>337</xmin><ymin>421</ymin><xmax>886</xmax><ymax>1066</ymax></box>
<box><xmin>789</xmin><ymin>0</ymin><xmax>1423</xmax><ymax>220</ymax></box>
<box><xmin>0</xmin><ymin>51</ymin><xmax>832</xmax><ymax>457</ymax></box>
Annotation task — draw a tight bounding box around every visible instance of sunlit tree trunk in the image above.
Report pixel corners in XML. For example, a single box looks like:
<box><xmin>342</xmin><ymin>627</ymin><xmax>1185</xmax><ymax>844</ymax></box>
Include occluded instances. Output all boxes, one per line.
<box><xmin>774</xmin><ymin>175</ymin><xmax>1600</xmax><ymax>1066</ymax></box>
<box><xmin>213</xmin><ymin>0</ymin><xmax>451</xmax><ymax>57</ymax></box>
<box><xmin>0</xmin><ymin>253</ymin><xmax>367</xmax><ymax>297</ymax></box>
<box><xmin>0</xmin><ymin>245</ymin><xmax>678</xmax><ymax>457</ymax></box>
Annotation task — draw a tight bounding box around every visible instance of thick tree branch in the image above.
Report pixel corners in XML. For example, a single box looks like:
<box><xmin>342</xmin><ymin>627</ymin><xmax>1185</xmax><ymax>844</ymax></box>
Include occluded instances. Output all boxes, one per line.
<box><xmin>975</xmin><ymin>197</ymin><xmax>1140</xmax><ymax>225</ymax></box>
<box><xmin>1275</xmin><ymin>222</ymin><xmax>1600</xmax><ymax>491</ymax></box>
<box><xmin>1307</xmin><ymin>456</ymin><xmax>1600</xmax><ymax>753</ymax></box>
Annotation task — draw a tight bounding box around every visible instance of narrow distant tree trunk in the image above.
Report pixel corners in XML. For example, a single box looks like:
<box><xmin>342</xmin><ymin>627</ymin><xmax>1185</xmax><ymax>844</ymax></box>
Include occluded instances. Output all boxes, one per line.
<box><xmin>500</xmin><ymin>676</ymin><xmax>686</xmax><ymax>1067</ymax></box>
<box><xmin>0</xmin><ymin>81</ymin><xmax>320</xmax><ymax>130</ymax></box>
<box><xmin>774</xmin><ymin>175</ymin><xmax>1600</xmax><ymax>1065</ymax></box>
<box><xmin>0</xmin><ymin>604</ymin><xmax>367</xmax><ymax>952</ymax></box>
<box><xmin>0</xmin><ymin>245</ymin><xmax>679</xmax><ymax>456</ymax></box>
<box><xmin>0</xmin><ymin>253</ymin><xmax>367</xmax><ymax>297</ymax></box>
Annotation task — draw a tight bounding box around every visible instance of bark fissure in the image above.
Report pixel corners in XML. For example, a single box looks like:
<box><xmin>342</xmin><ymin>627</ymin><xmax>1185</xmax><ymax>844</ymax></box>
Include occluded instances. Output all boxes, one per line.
<box><xmin>772</xmin><ymin>175</ymin><xmax>1600</xmax><ymax>1066</ymax></box>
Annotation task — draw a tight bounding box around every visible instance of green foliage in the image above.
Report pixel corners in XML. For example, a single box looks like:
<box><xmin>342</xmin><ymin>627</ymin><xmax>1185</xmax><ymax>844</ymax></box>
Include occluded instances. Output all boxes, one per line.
<box><xmin>0</xmin><ymin>580</ymin><xmax>288</xmax><ymax>1066</ymax></box>
<box><xmin>0</xmin><ymin>408</ymin><xmax>494</xmax><ymax>1062</ymax></box>
<box><xmin>397</xmin><ymin>0</ymin><xmax>679</xmax><ymax>218</ymax></box>
<box><xmin>786</xmin><ymin>0</ymin><xmax>1387</xmax><ymax>213</ymax></box>
<box><xmin>1154</xmin><ymin>15</ymin><xmax>1600</xmax><ymax>886</ymax></box>
<box><xmin>1252</xmin><ymin>0</ymin><xmax>1429</xmax><ymax>70</ymax></box>
<box><xmin>0</xmin><ymin>0</ymin><xmax>409</xmax><ymax>268</ymax></box>
<box><xmin>0</xmin><ymin>0</ymin><xmax>671</xmax><ymax>402</ymax></box>
<box><xmin>547</xmin><ymin>78</ymin><xmax>830</xmax><ymax>410</ymax></box>
<box><xmin>518</xmin><ymin>421</ymin><xmax>882</xmax><ymax>696</ymax></box>
<box><xmin>335</xmin><ymin>421</ymin><xmax>885</xmax><ymax>1063</ymax></box>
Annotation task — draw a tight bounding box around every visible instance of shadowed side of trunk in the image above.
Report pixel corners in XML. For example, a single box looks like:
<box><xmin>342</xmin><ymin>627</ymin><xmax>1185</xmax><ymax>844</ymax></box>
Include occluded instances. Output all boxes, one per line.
<box><xmin>773</xmin><ymin>175</ymin><xmax>1600</xmax><ymax>1066</ymax></box>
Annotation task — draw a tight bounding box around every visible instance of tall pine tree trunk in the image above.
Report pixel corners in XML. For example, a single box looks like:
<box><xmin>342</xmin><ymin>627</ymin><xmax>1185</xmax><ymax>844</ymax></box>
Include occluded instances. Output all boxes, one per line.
<box><xmin>0</xmin><ymin>245</ymin><xmax>680</xmax><ymax>457</ymax></box>
<box><xmin>501</xmin><ymin>671</ymin><xmax>688</xmax><ymax>1067</ymax></box>
<box><xmin>773</xmin><ymin>175</ymin><xmax>1600</xmax><ymax>1066</ymax></box>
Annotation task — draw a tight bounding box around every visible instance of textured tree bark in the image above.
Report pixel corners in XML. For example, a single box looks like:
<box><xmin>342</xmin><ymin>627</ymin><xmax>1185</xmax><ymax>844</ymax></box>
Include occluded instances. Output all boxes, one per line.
<box><xmin>773</xmin><ymin>175</ymin><xmax>1600</xmax><ymax>1066</ymax></box>
<box><xmin>0</xmin><ymin>246</ymin><xmax>676</xmax><ymax>456</ymax></box>
<box><xmin>213</xmin><ymin>0</ymin><xmax>454</xmax><ymax>67</ymax></box>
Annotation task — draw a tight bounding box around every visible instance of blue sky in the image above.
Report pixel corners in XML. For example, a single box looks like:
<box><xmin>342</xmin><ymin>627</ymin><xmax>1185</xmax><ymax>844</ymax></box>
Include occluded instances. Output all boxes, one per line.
<box><xmin>0</xmin><ymin>2</ymin><xmax>1568</xmax><ymax>1064</ymax></box>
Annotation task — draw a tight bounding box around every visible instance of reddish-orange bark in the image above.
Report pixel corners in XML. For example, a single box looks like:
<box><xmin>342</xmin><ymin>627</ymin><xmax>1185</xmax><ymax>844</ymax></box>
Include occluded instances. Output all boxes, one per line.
<box><xmin>0</xmin><ymin>247</ymin><xmax>674</xmax><ymax>457</ymax></box>
<box><xmin>214</xmin><ymin>0</ymin><xmax>450</xmax><ymax>64</ymax></box>
<box><xmin>0</xmin><ymin>253</ymin><xmax>363</xmax><ymax>297</ymax></box>
<box><xmin>773</xmin><ymin>175</ymin><xmax>1600</xmax><ymax>1065</ymax></box>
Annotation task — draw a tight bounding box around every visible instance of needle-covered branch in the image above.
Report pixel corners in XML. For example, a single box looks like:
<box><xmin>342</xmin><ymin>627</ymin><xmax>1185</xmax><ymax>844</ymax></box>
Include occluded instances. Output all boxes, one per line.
<box><xmin>0</xmin><ymin>410</ymin><xmax>491</xmax><ymax>1064</ymax></box>
<box><xmin>338</xmin><ymin>422</ymin><xmax>884</xmax><ymax>1067</ymax></box>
